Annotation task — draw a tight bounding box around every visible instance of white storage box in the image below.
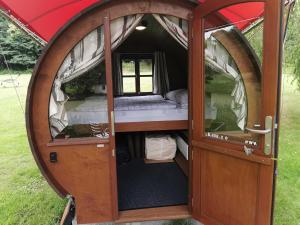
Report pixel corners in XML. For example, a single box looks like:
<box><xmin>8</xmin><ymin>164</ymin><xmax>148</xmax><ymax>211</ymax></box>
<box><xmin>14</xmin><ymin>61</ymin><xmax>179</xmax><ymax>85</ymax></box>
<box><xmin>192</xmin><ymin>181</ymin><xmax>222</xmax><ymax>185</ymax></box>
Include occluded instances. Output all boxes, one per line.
<box><xmin>145</xmin><ymin>134</ymin><xmax>177</xmax><ymax>160</ymax></box>
<box><xmin>176</xmin><ymin>135</ymin><xmax>189</xmax><ymax>160</ymax></box>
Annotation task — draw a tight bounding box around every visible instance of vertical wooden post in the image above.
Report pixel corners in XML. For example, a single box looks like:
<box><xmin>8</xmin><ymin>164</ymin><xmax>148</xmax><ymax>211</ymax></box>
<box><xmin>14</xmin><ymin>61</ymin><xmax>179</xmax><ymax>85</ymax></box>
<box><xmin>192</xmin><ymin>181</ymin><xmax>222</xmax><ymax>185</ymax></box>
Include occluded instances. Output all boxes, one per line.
<box><xmin>104</xmin><ymin>12</ymin><xmax>119</xmax><ymax>220</ymax></box>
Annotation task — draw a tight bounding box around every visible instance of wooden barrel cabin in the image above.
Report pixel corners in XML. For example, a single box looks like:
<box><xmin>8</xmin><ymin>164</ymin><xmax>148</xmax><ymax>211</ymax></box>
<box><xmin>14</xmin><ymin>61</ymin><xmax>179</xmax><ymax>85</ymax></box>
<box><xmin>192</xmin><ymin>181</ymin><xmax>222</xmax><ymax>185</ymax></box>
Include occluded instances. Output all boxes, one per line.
<box><xmin>1</xmin><ymin>0</ymin><xmax>284</xmax><ymax>224</ymax></box>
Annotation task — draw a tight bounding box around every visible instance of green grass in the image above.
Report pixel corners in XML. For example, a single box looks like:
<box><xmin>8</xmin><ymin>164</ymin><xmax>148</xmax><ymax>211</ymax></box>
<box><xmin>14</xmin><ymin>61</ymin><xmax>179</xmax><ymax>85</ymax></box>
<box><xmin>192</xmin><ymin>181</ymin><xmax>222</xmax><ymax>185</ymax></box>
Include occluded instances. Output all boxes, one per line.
<box><xmin>274</xmin><ymin>74</ymin><xmax>300</xmax><ymax>225</ymax></box>
<box><xmin>0</xmin><ymin>74</ymin><xmax>299</xmax><ymax>224</ymax></box>
<box><xmin>0</xmin><ymin>75</ymin><xmax>66</xmax><ymax>225</ymax></box>
<box><xmin>0</xmin><ymin>69</ymin><xmax>33</xmax><ymax>75</ymax></box>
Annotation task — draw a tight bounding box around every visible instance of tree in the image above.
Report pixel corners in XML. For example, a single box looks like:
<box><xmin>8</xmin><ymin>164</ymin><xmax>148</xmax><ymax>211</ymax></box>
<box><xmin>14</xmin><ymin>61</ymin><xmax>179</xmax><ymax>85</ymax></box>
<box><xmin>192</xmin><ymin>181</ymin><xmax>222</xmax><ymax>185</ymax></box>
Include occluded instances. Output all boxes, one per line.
<box><xmin>284</xmin><ymin>1</ymin><xmax>300</xmax><ymax>88</ymax></box>
<box><xmin>0</xmin><ymin>15</ymin><xmax>41</xmax><ymax>71</ymax></box>
<box><xmin>0</xmin><ymin>16</ymin><xmax>10</xmax><ymax>69</ymax></box>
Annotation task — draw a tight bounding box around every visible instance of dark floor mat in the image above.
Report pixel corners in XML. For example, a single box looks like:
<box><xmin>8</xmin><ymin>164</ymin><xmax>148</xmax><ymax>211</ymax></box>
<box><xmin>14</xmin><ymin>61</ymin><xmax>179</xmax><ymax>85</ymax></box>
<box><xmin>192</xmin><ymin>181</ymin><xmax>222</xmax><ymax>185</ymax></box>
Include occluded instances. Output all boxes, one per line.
<box><xmin>117</xmin><ymin>159</ymin><xmax>188</xmax><ymax>211</ymax></box>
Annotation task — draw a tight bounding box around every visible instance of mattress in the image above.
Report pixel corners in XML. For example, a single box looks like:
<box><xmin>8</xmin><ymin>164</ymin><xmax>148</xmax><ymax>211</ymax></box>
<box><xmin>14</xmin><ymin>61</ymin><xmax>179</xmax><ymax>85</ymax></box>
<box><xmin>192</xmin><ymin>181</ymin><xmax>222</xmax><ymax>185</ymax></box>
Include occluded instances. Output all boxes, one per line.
<box><xmin>114</xmin><ymin>95</ymin><xmax>177</xmax><ymax>110</ymax></box>
<box><xmin>65</xmin><ymin>95</ymin><xmax>187</xmax><ymax>125</ymax></box>
<box><xmin>115</xmin><ymin>108</ymin><xmax>188</xmax><ymax>123</ymax></box>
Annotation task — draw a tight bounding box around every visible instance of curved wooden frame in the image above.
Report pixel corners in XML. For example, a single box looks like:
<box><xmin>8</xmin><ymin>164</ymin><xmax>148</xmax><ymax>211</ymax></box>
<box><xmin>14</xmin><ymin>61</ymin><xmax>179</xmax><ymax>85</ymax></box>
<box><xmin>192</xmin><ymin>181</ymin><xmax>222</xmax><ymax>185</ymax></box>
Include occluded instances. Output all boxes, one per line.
<box><xmin>26</xmin><ymin>0</ymin><xmax>195</xmax><ymax>200</ymax></box>
<box><xmin>190</xmin><ymin>0</ymin><xmax>282</xmax><ymax>224</ymax></box>
<box><xmin>26</xmin><ymin>0</ymin><xmax>280</xmax><ymax>223</ymax></box>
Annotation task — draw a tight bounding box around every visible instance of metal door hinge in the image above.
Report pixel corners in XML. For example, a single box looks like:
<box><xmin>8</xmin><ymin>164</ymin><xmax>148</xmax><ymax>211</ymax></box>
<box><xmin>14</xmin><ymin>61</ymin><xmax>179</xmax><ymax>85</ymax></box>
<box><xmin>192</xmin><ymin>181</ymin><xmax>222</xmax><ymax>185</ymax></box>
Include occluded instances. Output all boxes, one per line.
<box><xmin>112</xmin><ymin>149</ymin><xmax>115</xmax><ymax>157</ymax></box>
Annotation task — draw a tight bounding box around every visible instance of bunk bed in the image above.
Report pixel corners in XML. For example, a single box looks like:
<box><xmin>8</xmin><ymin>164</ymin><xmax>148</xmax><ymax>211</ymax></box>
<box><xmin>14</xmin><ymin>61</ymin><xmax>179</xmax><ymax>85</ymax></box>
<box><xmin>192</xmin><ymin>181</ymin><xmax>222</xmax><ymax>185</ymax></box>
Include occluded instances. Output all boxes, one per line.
<box><xmin>65</xmin><ymin>93</ymin><xmax>189</xmax><ymax>132</ymax></box>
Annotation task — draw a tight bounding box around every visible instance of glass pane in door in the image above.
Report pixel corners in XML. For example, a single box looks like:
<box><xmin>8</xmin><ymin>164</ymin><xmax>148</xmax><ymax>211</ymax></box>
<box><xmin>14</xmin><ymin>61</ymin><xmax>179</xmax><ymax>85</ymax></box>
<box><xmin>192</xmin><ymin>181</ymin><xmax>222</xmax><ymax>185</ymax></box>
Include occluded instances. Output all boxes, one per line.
<box><xmin>49</xmin><ymin>26</ymin><xmax>109</xmax><ymax>139</ymax></box>
<box><xmin>204</xmin><ymin>2</ymin><xmax>265</xmax><ymax>147</ymax></box>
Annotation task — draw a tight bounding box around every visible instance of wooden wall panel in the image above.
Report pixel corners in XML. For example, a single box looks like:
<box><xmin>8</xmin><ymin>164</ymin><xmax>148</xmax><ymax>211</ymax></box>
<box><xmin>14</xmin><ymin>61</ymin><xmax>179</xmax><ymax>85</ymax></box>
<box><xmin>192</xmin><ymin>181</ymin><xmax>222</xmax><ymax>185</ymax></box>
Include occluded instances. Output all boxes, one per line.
<box><xmin>200</xmin><ymin>149</ymin><xmax>258</xmax><ymax>225</ymax></box>
<box><xmin>47</xmin><ymin>144</ymin><xmax>114</xmax><ymax>224</ymax></box>
<box><xmin>192</xmin><ymin>147</ymin><xmax>274</xmax><ymax>225</ymax></box>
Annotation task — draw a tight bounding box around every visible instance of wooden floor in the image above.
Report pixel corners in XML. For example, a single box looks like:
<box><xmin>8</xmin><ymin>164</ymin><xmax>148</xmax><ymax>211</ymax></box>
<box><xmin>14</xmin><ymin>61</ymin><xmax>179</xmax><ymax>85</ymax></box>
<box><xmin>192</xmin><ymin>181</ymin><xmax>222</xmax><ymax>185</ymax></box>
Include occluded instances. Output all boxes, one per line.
<box><xmin>116</xmin><ymin>205</ymin><xmax>191</xmax><ymax>223</ymax></box>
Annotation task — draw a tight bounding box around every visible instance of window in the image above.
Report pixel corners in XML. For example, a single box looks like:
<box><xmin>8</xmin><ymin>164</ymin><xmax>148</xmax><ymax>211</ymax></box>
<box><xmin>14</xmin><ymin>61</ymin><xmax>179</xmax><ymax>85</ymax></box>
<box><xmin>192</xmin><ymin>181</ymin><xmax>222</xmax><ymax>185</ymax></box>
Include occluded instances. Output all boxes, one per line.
<box><xmin>121</xmin><ymin>54</ymin><xmax>154</xmax><ymax>94</ymax></box>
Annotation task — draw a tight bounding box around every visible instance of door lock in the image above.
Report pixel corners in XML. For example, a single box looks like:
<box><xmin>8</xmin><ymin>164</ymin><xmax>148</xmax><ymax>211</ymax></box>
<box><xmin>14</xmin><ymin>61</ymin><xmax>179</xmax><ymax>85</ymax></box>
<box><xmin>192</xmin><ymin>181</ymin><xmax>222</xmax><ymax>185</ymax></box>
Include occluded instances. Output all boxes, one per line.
<box><xmin>245</xmin><ymin>116</ymin><xmax>273</xmax><ymax>155</ymax></box>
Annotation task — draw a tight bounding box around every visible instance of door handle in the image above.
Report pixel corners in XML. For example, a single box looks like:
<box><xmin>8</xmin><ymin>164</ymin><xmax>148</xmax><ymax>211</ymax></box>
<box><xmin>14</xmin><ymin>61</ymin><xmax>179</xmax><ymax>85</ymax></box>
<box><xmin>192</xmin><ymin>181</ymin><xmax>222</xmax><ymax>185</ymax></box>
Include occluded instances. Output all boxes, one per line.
<box><xmin>111</xmin><ymin>111</ymin><xmax>115</xmax><ymax>136</ymax></box>
<box><xmin>245</xmin><ymin>127</ymin><xmax>271</xmax><ymax>134</ymax></box>
<box><xmin>245</xmin><ymin>116</ymin><xmax>273</xmax><ymax>155</ymax></box>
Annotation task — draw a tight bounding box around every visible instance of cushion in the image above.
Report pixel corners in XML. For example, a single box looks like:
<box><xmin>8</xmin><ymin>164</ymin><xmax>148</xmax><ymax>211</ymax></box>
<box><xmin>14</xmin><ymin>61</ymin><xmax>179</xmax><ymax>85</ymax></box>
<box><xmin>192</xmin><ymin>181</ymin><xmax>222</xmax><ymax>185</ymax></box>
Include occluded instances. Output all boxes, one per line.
<box><xmin>175</xmin><ymin>89</ymin><xmax>188</xmax><ymax>105</ymax></box>
<box><xmin>166</xmin><ymin>89</ymin><xmax>184</xmax><ymax>101</ymax></box>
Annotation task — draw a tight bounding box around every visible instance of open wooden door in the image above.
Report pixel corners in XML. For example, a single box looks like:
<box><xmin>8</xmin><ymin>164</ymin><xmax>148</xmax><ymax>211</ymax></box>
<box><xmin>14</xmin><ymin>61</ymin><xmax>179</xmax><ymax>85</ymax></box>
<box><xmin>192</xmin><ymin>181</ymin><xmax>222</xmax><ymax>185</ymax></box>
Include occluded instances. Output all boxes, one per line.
<box><xmin>190</xmin><ymin>1</ymin><xmax>282</xmax><ymax>225</ymax></box>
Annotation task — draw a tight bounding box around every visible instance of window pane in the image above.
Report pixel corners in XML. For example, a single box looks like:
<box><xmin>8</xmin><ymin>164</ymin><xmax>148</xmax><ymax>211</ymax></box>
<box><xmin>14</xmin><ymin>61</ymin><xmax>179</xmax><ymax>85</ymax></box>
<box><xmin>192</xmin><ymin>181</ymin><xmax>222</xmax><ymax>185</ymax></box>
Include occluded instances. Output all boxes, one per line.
<box><xmin>140</xmin><ymin>59</ymin><xmax>152</xmax><ymax>75</ymax></box>
<box><xmin>123</xmin><ymin>77</ymin><xmax>136</xmax><ymax>93</ymax></box>
<box><xmin>122</xmin><ymin>59</ymin><xmax>135</xmax><ymax>76</ymax></box>
<box><xmin>50</xmin><ymin>60</ymin><xmax>109</xmax><ymax>139</ymax></box>
<box><xmin>140</xmin><ymin>77</ymin><xmax>153</xmax><ymax>93</ymax></box>
<box><xmin>204</xmin><ymin>2</ymin><xmax>264</xmax><ymax>146</ymax></box>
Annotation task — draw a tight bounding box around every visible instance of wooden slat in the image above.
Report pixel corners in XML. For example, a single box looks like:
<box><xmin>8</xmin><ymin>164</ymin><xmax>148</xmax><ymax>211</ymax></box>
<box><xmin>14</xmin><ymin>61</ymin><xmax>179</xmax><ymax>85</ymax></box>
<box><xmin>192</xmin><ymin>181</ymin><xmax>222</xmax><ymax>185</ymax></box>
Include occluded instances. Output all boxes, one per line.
<box><xmin>115</xmin><ymin>121</ymin><xmax>188</xmax><ymax>132</ymax></box>
<box><xmin>174</xmin><ymin>152</ymin><xmax>189</xmax><ymax>176</ymax></box>
<box><xmin>116</xmin><ymin>205</ymin><xmax>191</xmax><ymax>223</ymax></box>
<box><xmin>47</xmin><ymin>137</ymin><xmax>109</xmax><ymax>147</ymax></box>
<box><xmin>192</xmin><ymin>140</ymin><xmax>272</xmax><ymax>165</ymax></box>
<box><xmin>60</xmin><ymin>199</ymin><xmax>72</xmax><ymax>225</ymax></box>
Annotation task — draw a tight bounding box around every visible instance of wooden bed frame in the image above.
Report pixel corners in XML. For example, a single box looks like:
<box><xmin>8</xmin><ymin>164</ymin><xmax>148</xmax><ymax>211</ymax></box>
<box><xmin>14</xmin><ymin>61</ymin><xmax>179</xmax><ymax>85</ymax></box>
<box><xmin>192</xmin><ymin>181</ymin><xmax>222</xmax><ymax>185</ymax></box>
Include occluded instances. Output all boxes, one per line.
<box><xmin>115</xmin><ymin>120</ymin><xmax>188</xmax><ymax>132</ymax></box>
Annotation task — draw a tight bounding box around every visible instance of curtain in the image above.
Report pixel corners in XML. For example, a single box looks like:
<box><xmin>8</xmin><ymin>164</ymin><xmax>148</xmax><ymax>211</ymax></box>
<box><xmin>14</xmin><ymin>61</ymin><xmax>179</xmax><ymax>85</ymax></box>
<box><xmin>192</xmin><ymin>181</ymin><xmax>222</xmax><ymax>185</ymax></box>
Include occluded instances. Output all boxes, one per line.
<box><xmin>153</xmin><ymin>14</ymin><xmax>247</xmax><ymax>130</ymax></box>
<box><xmin>153</xmin><ymin>14</ymin><xmax>188</xmax><ymax>49</ymax></box>
<box><xmin>112</xmin><ymin>53</ymin><xmax>123</xmax><ymax>95</ymax></box>
<box><xmin>153</xmin><ymin>52</ymin><xmax>170</xmax><ymax>95</ymax></box>
<box><xmin>50</xmin><ymin>14</ymin><xmax>143</xmax><ymax>137</ymax></box>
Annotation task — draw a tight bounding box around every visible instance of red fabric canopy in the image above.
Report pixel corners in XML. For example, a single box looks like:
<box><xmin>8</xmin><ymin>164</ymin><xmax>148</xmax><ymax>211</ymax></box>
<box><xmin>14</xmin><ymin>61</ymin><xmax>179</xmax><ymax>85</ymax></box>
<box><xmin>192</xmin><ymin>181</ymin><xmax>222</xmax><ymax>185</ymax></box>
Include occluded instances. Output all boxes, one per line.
<box><xmin>0</xmin><ymin>0</ymin><xmax>264</xmax><ymax>43</ymax></box>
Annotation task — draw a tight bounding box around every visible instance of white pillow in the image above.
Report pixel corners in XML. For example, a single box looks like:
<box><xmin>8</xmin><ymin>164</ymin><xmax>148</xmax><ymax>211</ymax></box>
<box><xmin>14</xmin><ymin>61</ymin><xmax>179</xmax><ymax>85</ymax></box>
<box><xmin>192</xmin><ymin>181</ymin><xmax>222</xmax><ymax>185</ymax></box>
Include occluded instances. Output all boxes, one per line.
<box><xmin>175</xmin><ymin>89</ymin><xmax>188</xmax><ymax>105</ymax></box>
<box><xmin>166</xmin><ymin>89</ymin><xmax>184</xmax><ymax>101</ymax></box>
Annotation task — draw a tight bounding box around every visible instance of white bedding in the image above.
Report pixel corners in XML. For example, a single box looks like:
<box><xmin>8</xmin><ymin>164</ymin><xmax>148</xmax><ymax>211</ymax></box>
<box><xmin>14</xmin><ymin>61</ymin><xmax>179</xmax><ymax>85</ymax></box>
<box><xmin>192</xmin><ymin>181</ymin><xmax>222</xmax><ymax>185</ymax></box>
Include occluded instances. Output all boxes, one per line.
<box><xmin>114</xmin><ymin>95</ymin><xmax>177</xmax><ymax>111</ymax></box>
<box><xmin>65</xmin><ymin>95</ymin><xmax>186</xmax><ymax>125</ymax></box>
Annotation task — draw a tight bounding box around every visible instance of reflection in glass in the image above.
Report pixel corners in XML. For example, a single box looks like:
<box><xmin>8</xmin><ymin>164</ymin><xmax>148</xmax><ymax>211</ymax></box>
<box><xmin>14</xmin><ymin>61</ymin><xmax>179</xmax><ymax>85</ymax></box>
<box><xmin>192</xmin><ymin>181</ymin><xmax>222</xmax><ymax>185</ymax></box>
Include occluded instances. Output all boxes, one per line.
<box><xmin>53</xmin><ymin>62</ymin><xmax>109</xmax><ymax>139</ymax></box>
<box><xmin>49</xmin><ymin>14</ymin><xmax>143</xmax><ymax>139</ymax></box>
<box><xmin>204</xmin><ymin>3</ymin><xmax>264</xmax><ymax>146</ymax></box>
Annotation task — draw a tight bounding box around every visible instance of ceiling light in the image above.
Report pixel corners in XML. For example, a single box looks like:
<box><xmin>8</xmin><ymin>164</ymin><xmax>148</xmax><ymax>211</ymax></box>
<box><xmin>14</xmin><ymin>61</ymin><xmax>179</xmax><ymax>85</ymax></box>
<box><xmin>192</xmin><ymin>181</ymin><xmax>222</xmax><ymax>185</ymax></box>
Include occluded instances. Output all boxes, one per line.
<box><xmin>135</xmin><ymin>21</ymin><xmax>147</xmax><ymax>31</ymax></box>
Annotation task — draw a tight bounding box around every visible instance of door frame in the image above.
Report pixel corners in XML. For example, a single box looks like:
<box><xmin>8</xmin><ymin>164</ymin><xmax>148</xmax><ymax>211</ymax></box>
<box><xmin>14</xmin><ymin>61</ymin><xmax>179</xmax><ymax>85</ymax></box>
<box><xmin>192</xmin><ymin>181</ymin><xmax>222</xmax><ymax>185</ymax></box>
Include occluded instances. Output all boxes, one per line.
<box><xmin>26</xmin><ymin>0</ymin><xmax>197</xmax><ymax>224</ymax></box>
<box><xmin>190</xmin><ymin>0</ymin><xmax>283</xmax><ymax>224</ymax></box>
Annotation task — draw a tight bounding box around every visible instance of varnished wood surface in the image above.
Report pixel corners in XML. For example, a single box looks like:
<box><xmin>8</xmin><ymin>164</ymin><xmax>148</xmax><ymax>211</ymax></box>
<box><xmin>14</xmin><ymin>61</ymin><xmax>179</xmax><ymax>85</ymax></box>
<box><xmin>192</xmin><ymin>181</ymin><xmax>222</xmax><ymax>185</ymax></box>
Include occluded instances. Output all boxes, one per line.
<box><xmin>174</xmin><ymin>152</ymin><xmax>189</xmax><ymax>176</ymax></box>
<box><xmin>46</xmin><ymin>144</ymin><xmax>114</xmax><ymax>224</ymax></box>
<box><xmin>104</xmin><ymin>13</ymin><xmax>119</xmax><ymax>219</ymax></box>
<box><xmin>26</xmin><ymin>0</ymin><xmax>195</xmax><ymax>224</ymax></box>
<box><xmin>26</xmin><ymin>0</ymin><xmax>282</xmax><ymax>224</ymax></box>
<box><xmin>116</xmin><ymin>205</ymin><xmax>191</xmax><ymax>223</ymax></box>
<box><xmin>191</xmin><ymin>0</ymin><xmax>282</xmax><ymax>224</ymax></box>
<box><xmin>47</xmin><ymin>137</ymin><xmax>109</xmax><ymax>147</ymax></box>
<box><xmin>115</xmin><ymin>121</ymin><xmax>188</xmax><ymax>132</ymax></box>
<box><xmin>192</xmin><ymin>140</ymin><xmax>272</xmax><ymax>165</ymax></box>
